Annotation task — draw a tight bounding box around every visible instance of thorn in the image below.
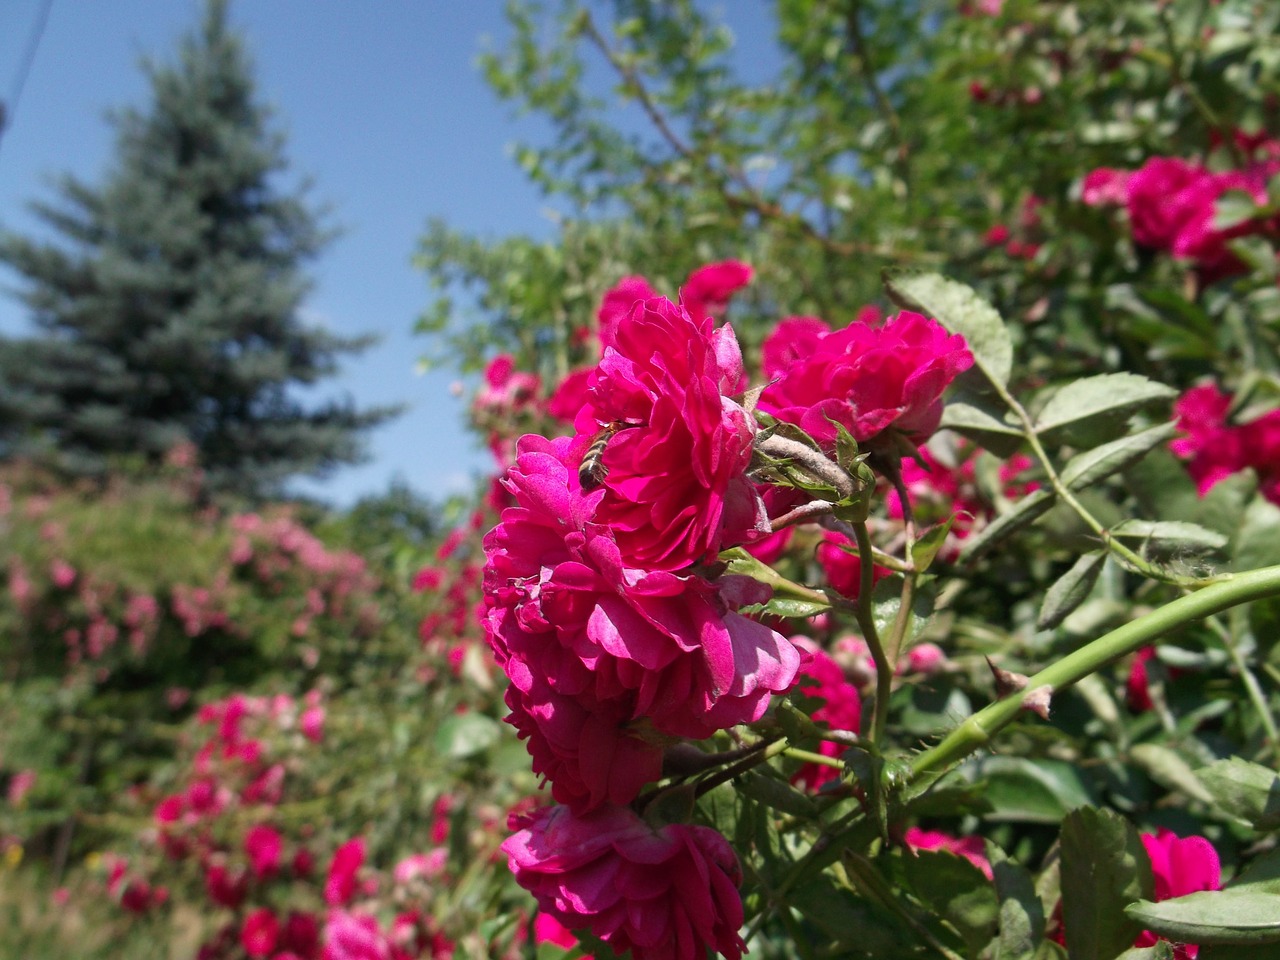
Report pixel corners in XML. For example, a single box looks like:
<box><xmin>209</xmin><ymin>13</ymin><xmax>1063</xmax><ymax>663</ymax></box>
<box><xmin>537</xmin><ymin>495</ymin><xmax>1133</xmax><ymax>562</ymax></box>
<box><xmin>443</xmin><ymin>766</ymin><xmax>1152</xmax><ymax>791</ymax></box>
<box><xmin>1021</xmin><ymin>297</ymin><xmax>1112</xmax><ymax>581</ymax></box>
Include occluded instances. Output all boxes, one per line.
<box><xmin>986</xmin><ymin>656</ymin><xmax>1030</xmax><ymax>698</ymax></box>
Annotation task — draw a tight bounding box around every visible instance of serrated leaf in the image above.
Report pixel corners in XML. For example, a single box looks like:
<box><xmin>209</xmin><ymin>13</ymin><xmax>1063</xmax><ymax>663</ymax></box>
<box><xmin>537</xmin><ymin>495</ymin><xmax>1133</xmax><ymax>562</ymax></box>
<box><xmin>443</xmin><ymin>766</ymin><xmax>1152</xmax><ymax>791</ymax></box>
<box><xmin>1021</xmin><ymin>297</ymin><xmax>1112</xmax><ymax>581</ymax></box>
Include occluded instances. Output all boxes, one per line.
<box><xmin>1059</xmin><ymin>423</ymin><xmax>1179</xmax><ymax>490</ymax></box>
<box><xmin>1111</xmin><ymin>520</ymin><xmax>1228</xmax><ymax>553</ymax></box>
<box><xmin>902</xmin><ymin>849</ymin><xmax>999</xmax><ymax>953</ymax></box>
<box><xmin>941</xmin><ymin>395</ymin><xmax>1027</xmax><ymax>457</ymax></box>
<box><xmin>1035</xmin><ymin>374</ymin><xmax>1175</xmax><ymax>445</ymax></box>
<box><xmin>1060</xmin><ymin>807</ymin><xmax>1154</xmax><ymax>960</ymax></box>
<box><xmin>884</xmin><ymin>272</ymin><xmax>1014</xmax><ymax>387</ymax></box>
<box><xmin>434</xmin><ymin>712</ymin><xmax>501</xmax><ymax>760</ymax></box>
<box><xmin>737</xmin><ymin>770</ymin><xmax>819</xmax><ymax>818</ymax></box>
<box><xmin>1038</xmin><ymin>551</ymin><xmax>1106</xmax><ymax>630</ymax></box>
<box><xmin>958</xmin><ymin>489</ymin><xmax>1055</xmax><ymax>564</ymax></box>
<box><xmin>1129</xmin><ymin>744</ymin><xmax>1216</xmax><ymax>806</ymax></box>
<box><xmin>1114</xmin><ymin>945</ymin><xmax>1175</xmax><ymax>960</ymax></box>
<box><xmin>965</xmin><ymin>757</ymin><xmax>1096</xmax><ymax>824</ymax></box>
<box><xmin>987</xmin><ymin>845</ymin><xmax>1046</xmax><ymax>960</ymax></box>
<box><xmin>1235</xmin><ymin>496</ymin><xmax>1280</xmax><ymax>571</ymax></box>
<box><xmin>912</xmin><ymin>518</ymin><xmax>955</xmax><ymax>572</ymax></box>
<box><xmin>1126</xmin><ymin>889</ymin><xmax>1280</xmax><ymax>945</ymax></box>
<box><xmin>792</xmin><ymin>870</ymin><xmax>917</xmax><ymax>956</ymax></box>
<box><xmin>1194</xmin><ymin>758</ymin><xmax>1280</xmax><ymax>831</ymax></box>
<box><xmin>760</xmin><ymin>596</ymin><xmax>830</xmax><ymax>619</ymax></box>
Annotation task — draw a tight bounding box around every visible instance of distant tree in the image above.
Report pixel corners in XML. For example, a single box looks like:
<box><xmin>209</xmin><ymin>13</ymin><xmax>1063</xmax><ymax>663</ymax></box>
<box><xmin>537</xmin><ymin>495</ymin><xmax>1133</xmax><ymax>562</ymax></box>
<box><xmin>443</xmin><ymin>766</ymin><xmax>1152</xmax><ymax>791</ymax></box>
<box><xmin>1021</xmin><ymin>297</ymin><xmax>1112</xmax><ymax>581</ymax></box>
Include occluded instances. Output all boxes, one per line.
<box><xmin>0</xmin><ymin>0</ymin><xmax>396</xmax><ymax>499</ymax></box>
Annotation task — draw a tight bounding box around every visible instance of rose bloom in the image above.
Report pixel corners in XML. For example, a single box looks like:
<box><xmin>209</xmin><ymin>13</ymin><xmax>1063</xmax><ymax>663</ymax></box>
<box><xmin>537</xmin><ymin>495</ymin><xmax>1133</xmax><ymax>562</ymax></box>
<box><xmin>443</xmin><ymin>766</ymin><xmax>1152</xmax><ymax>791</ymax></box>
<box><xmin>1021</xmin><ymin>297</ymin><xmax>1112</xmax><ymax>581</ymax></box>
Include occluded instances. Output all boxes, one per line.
<box><xmin>503</xmin><ymin>803</ymin><xmax>745</xmax><ymax>960</ymax></box>
<box><xmin>572</xmin><ymin>293</ymin><xmax>767</xmax><ymax>571</ymax></box>
<box><xmin>240</xmin><ymin>908</ymin><xmax>280</xmax><ymax>958</ymax></box>
<box><xmin>759</xmin><ymin>311</ymin><xmax>973</xmax><ymax>449</ymax></box>
<box><xmin>484</xmin><ymin>434</ymin><xmax>800</xmax><ymax>810</ymax></box>
<box><xmin>1139</xmin><ymin>829</ymin><xmax>1220</xmax><ymax>960</ymax></box>
<box><xmin>325</xmin><ymin>837</ymin><xmax>366</xmax><ymax>907</ymax></box>
<box><xmin>904</xmin><ymin>827</ymin><xmax>993</xmax><ymax>879</ymax></box>
<box><xmin>1171</xmin><ymin>383</ymin><xmax>1280</xmax><ymax>505</ymax></box>
<box><xmin>789</xmin><ymin>640</ymin><xmax>862</xmax><ymax>791</ymax></box>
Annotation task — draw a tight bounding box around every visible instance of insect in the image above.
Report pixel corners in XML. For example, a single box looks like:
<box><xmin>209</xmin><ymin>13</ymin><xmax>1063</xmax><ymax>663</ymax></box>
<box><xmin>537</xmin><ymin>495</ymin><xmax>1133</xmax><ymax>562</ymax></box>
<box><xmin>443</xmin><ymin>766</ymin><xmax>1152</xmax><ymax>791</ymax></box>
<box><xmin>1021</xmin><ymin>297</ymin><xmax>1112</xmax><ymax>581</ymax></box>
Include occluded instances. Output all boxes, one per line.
<box><xmin>578</xmin><ymin>421</ymin><xmax>631</xmax><ymax>491</ymax></box>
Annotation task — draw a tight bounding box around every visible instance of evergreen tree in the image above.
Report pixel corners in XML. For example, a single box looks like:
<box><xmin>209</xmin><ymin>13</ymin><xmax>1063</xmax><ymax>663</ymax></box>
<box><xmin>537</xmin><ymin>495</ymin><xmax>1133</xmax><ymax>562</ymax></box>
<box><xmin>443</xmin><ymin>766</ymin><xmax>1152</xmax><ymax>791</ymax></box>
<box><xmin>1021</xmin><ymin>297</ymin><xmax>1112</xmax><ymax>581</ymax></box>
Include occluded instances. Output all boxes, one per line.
<box><xmin>0</xmin><ymin>0</ymin><xmax>395</xmax><ymax>498</ymax></box>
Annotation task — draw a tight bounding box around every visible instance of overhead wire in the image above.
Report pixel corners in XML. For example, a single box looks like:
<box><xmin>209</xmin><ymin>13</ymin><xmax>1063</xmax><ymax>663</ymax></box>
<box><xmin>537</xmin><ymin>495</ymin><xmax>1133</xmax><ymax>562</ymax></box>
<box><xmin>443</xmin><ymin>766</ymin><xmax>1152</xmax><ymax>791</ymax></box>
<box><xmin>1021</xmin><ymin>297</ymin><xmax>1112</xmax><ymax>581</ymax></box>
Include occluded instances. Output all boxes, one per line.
<box><xmin>0</xmin><ymin>0</ymin><xmax>55</xmax><ymax>154</ymax></box>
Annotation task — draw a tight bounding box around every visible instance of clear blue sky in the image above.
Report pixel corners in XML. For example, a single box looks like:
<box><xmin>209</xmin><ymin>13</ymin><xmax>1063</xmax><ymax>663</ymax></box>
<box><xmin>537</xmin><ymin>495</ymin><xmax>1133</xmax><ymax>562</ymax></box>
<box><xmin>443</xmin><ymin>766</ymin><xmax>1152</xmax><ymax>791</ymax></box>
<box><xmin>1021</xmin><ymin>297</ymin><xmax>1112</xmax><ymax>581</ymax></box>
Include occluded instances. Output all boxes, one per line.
<box><xmin>0</xmin><ymin>1</ymin><xmax>777</xmax><ymax>507</ymax></box>
<box><xmin>0</xmin><ymin>0</ymin><xmax>561</xmax><ymax>506</ymax></box>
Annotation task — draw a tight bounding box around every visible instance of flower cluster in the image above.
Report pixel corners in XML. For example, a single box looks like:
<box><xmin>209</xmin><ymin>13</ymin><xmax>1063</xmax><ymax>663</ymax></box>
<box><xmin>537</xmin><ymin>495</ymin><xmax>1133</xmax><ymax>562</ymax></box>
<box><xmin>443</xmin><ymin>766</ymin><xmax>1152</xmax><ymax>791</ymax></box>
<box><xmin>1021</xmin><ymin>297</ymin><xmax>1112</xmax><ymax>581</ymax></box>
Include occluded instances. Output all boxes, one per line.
<box><xmin>1171</xmin><ymin>383</ymin><xmax>1280</xmax><ymax>505</ymax></box>
<box><xmin>1083</xmin><ymin>138</ymin><xmax>1280</xmax><ymax>283</ymax></box>
<box><xmin>483</xmin><ymin>267</ymin><xmax>978</xmax><ymax>958</ymax></box>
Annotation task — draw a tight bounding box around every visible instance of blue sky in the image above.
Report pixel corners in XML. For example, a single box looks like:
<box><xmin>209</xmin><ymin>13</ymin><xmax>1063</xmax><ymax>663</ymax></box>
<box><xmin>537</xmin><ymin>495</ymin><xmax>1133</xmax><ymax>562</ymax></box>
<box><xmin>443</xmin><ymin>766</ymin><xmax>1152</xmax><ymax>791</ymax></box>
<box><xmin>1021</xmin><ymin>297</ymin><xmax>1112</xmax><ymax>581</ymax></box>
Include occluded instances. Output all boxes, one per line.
<box><xmin>0</xmin><ymin>1</ymin><xmax>778</xmax><ymax>507</ymax></box>
<box><xmin>0</xmin><ymin>0</ymin><xmax>562</xmax><ymax>506</ymax></box>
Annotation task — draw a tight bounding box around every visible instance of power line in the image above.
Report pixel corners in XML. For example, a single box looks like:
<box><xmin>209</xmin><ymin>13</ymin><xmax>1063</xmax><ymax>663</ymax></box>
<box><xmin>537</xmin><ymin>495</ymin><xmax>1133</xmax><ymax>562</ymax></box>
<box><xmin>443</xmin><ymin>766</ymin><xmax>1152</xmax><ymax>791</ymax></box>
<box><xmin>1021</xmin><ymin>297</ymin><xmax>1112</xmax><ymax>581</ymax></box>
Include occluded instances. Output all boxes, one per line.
<box><xmin>0</xmin><ymin>0</ymin><xmax>56</xmax><ymax>152</ymax></box>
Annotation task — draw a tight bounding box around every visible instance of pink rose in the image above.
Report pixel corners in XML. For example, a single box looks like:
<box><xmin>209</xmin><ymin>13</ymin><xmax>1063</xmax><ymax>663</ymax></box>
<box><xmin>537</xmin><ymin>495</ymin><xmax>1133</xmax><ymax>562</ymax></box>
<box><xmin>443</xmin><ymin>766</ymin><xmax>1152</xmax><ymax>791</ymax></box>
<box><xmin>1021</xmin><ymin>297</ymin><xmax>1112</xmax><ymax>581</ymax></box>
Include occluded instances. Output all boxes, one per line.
<box><xmin>1133</xmin><ymin>830</ymin><xmax>1221</xmax><ymax>958</ymax></box>
<box><xmin>1125</xmin><ymin>158</ymin><xmax>1210</xmax><ymax>251</ymax></box>
<box><xmin>323</xmin><ymin>910</ymin><xmax>391</xmax><ymax>960</ymax></box>
<box><xmin>484</xmin><ymin>434</ymin><xmax>800</xmax><ymax>809</ymax></box>
<box><xmin>817</xmin><ymin>531</ymin><xmax>890</xmax><ymax>599</ymax></box>
<box><xmin>761</xmin><ymin>316</ymin><xmax>831</xmax><ymax>379</ymax></box>
<box><xmin>790</xmin><ymin>642</ymin><xmax>861</xmax><ymax>791</ymax></box>
<box><xmin>280</xmin><ymin>912</ymin><xmax>321</xmax><ymax>958</ymax></box>
<box><xmin>904</xmin><ymin>827</ymin><xmax>993</xmax><ymax>879</ymax></box>
<box><xmin>1082</xmin><ymin>167</ymin><xmax>1132</xmax><ymax>207</ymax></box>
<box><xmin>325</xmin><ymin>838</ymin><xmax>366</xmax><ymax>907</ymax></box>
<box><xmin>244</xmin><ymin>824</ymin><xmax>283</xmax><ymax>880</ymax></box>
<box><xmin>503</xmin><ymin>803</ymin><xmax>746</xmax><ymax>960</ymax></box>
<box><xmin>680</xmin><ymin>259</ymin><xmax>753</xmax><ymax>323</ymax></box>
<box><xmin>1171</xmin><ymin>384</ymin><xmax>1280</xmax><ymax>504</ymax></box>
<box><xmin>760</xmin><ymin>311</ymin><xmax>973</xmax><ymax>449</ymax></box>
<box><xmin>241</xmin><ymin>908</ymin><xmax>280</xmax><ymax>958</ymax></box>
<box><xmin>534</xmin><ymin>913</ymin><xmax>591</xmax><ymax>956</ymax></box>
<box><xmin>573</xmin><ymin>294</ymin><xmax>765</xmax><ymax>571</ymax></box>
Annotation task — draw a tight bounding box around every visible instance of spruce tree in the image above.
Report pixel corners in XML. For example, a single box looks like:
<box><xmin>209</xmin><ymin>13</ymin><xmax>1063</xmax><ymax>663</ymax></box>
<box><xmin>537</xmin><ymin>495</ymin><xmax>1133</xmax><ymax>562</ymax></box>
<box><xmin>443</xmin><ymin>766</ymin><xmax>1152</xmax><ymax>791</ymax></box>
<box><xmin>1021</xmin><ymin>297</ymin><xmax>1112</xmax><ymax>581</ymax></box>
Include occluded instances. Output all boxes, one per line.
<box><xmin>0</xmin><ymin>0</ymin><xmax>394</xmax><ymax>498</ymax></box>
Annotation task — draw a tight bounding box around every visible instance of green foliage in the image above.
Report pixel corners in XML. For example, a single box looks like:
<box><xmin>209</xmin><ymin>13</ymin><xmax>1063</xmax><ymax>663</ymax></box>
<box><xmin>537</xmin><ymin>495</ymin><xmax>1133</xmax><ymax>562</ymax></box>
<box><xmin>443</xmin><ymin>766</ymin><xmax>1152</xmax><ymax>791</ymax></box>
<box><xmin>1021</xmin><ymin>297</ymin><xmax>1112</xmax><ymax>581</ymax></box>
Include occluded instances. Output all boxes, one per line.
<box><xmin>0</xmin><ymin>0</ymin><xmax>396</xmax><ymax>499</ymax></box>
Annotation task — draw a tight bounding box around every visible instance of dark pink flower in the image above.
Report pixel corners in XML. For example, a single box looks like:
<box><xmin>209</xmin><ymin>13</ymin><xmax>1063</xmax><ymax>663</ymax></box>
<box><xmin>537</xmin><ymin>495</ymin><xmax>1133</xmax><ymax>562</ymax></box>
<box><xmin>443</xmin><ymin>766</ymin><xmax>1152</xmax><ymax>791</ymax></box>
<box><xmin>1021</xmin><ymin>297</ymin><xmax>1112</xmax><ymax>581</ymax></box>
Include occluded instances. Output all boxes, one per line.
<box><xmin>790</xmin><ymin>641</ymin><xmax>861</xmax><ymax>791</ymax></box>
<box><xmin>484</xmin><ymin>434</ymin><xmax>800</xmax><ymax>809</ymax></box>
<box><xmin>323</xmin><ymin>910</ymin><xmax>390</xmax><ymax>960</ymax></box>
<box><xmin>1081</xmin><ymin>167</ymin><xmax>1132</xmax><ymax>206</ymax></box>
<box><xmin>325</xmin><ymin>838</ymin><xmax>366</xmax><ymax>907</ymax></box>
<box><xmin>817</xmin><ymin>531</ymin><xmax>890</xmax><ymax>599</ymax></box>
<box><xmin>280</xmin><ymin>911</ymin><xmax>321</xmax><ymax>958</ymax></box>
<box><xmin>1171</xmin><ymin>384</ymin><xmax>1280</xmax><ymax>504</ymax></box>
<box><xmin>1126</xmin><ymin>158</ymin><xmax>1209</xmax><ymax>250</ymax></box>
<box><xmin>241</xmin><ymin>908</ymin><xmax>280</xmax><ymax>958</ymax></box>
<box><xmin>1134</xmin><ymin>830</ymin><xmax>1221</xmax><ymax>958</ymax></box>
<box><xmin>759</xmin><ymin>311</ymin><xmax>973</xmax><ymax>449</ymax></box>
<box><xmin>905</xmin><ymin>827</ymin><xmax>993</xmax><ymax>879</ymax></box>
<box><xmin>245</xmin><ymin>824</ymin><xmax>283</xmax><ymax>880</ymax></box>
<box><xmin>573</xmin><ymin>295</ymin><xmax>765</xmax><ymax>571</ymax></box>
<box><xmin>983</xmin><ymin>224</ymin><xmax>1011</xmax><ymax>246</ymax></box>
<box><xmin>204</xmin><ymin>863</ymin><xmax>248</xmax><ymax>909</ymax></box>
<box><xmin>761</xmin><ymin>316</ymin><xmax>831</xmax><ymax>379</ymax></box>
<box><xmin>534</xmin><ymin>913</ymin><xmax>591</xmax><ymax>956</ymax></box>
<box><xmin>680</xmin><ymin>259</ymin><xmax>753</xmax><ymax>323</ymax></box>
<box><xmin>503</xmin><ymin>803</ymin><xmax>745</xmax><ymax>960</ymax></box>
<box><xmin>546</xmin><ymin>368</ymin><xmax>594</xmax><ymax>423</ymax></box>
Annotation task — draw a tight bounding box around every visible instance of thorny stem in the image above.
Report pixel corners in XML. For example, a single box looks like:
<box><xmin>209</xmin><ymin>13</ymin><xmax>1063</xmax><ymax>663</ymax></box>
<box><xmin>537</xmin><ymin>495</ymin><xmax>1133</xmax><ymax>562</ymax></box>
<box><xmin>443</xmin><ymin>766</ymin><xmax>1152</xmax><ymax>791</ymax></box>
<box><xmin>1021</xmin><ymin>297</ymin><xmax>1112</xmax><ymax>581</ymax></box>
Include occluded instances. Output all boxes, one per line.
<box><xmin>986</xmin><ymin>376</ymin><xmax>1201</xmax><ymax>587</ymax></box>
<box><xmin>693</xmin><ymin>737</ymin><xmax>791</xmax><ymax>798</ymax></box>
<box><xmin>1206</xmin><ymin>613</ymin><xmax>1280</xmax><ymax>764</ymax></box>
<box><xmin>852</xmin><ymin>521</ymin><xmax>894</xmax><ymax>745</ymax></box>
<box><xmin>909</xmin><ymin>565</ymin><xmax>1280</xmax><ymax>778</ymax></box>
<box><xmin>757</xmin><ymin>434</ymin><xmax>856</xmax><ymax>500</ymax></box>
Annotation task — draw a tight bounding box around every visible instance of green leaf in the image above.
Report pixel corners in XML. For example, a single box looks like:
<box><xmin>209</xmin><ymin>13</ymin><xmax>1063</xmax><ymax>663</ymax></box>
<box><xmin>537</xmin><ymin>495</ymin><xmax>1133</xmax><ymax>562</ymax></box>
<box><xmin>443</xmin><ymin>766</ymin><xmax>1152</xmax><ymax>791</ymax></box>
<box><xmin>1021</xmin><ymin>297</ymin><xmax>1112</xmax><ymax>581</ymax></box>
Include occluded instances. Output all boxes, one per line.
<box><xmin>1114</xmin><ymin>946</ymin><xmax>1175</xmax><ymax>960</ymax></box>
<box><xmin>940</xmin><ymin>395</ymin><xmax>1027</xmax><ymax>458</ymax></box>
<box><xmin>1035</xmin><ymin>374</ymin><xmax>1175</xmax><ymax>446</ymax></box>
<box><xmin>1125</xmin><ymin>890</ymin><xmax>1280</xmax><ymax>945</ymax></box>
<box><xmin>1110</xmin><ymin>520</ymin><xmax>1228</xmax><ymax>554</ymax></box>
<box><xmin>737</xmin><ymin>769</ymin><xmax>819</xmax><ymax>818</ymax></box>
<box><xmin>791</xmin><ymin>871</ymin><xmax>918</xmax><ymax>957</ymax></box>
<box><xmin>902</xmin><ymin>849</ymin><xmax>999</xmax><ymax>953</ymax></box>
<box><xmin>987</xmin><ymin>844</ymin><xmax>1046</xmax><ymax>960</ymax></box>
<box><xmin>1060</xmin><ymin>807</ymin><xmax>1154</xmax><ymax>960</ymax></box>
<box><xmin>760</xmin><ymin>596</ymin><xmax>831</xmax><ymax>619</ymax></box>
<box><xmin>1059</xmin><ymin>423</ymin><xmax>1179</xmax><ymax>491</ymax></box>
<box><xmin>964</xmin><ymin>757</ymin><xmax>1096</xmax><ymax>824</ymax></box>
<box><xmin>434</xmin><ymin>712</ymin><xmax>502</xmax><ymax>760</ymax></box>
<box><xmin>912</xmin><ymin>517</ymin><xmax>956</xmax><ymax>572</ymax></box>
<box><xmin>1038</xmin><ymin>551</ymin><xmax>1106</xmax><ymax>630</ymax></box>
<box><xmin>1129</xmin><ymin>744</ymin><xmax>1217</xmax><ymax>807</ymax></box>
<box><xmin>958</xmin><ymin>489</ymin><xmax>1055</xmax><ymax>564</ymax></box>
<box><xmin>1194</xmin><ymin>758</ymin><xmax>1280</xmax><ymax>831</ymax></box>
<box><xmin>884</xmin><ymin>272</ymin><xmax>1014</xmax><ymax>387</ymax></box>
<box><xmin>1234</xmin><ymin>497</ymin><xmax>1280</xmax><ymax>571</ymax></box>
